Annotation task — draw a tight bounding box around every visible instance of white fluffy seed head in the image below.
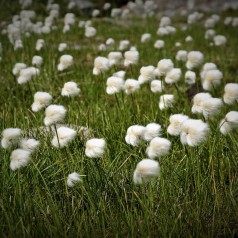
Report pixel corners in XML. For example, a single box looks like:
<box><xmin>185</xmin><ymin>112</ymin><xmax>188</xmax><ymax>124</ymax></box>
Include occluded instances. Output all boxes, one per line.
<box><xmin>150</xmin><ymin>80</ymin><xmax>164</xmax><ymax>93</ymax></box>
<box><xmin>58</xmin><ymin>43</ymin><xmax>67</xmax><ymax>52</ymax></box>
<box><xmin>108</xmin><ymin>52</ymin><xmax>123</xmax><ymax>66</ymax></box>
<box><xmin>93</xmin><ymin>56</ymin><xmax>110</xmax><ymax>75</ymax></box>
<box><xmin>61</xmin><ymin>81</ymin><xmax>80</xmax><ymax>97</ymax></box>
<box><xmin>192</xmin><ymin>92</ymin><xmax>212</xmax><ymax>114</ymax></box>
<box><xmin>138</xmin><ymin>66</ymin><xmax>156</xmax><ymax>84</ymax></box>
<box><xmin>17</xmin><ymin>67</ymin><xmax>40</xmax><ymax>84</ymax></box>
<box><xmin>113</xmin><ymin>70</ymin><xmax>126</xmax><ymax>79</ymax></box>
<box><xmin>133</xmin><ymin>159</ymin><xmax>160</xmax><ymax>184</ymax></box>
<box><xmin>118</xmin><ymin>40</ymin><xmax>130</xmax><ymax>51</ymax></box>
<box><xmin>205</xmin><ymin>29</ymin><xmax>216</xmax><ymax>39</ymax></box>
<box><xmin>143</xmin><ymin>123</ymin><xmax>162</xmax><ymax>141</ymax></box>
<box><xmin>44</xmin><ymin>105</ymin><xmax>67</xmax><ymax>126</ymax></box>
<box><xmin>51</xmin><ymin>126</ymin><xmax>77</xmax><ymax>148</ymax></box>
<box><xmin>185</xmin><ymin>71</ymin><xmax>196</xmax><ymax>85</ymax></box>
<box><xmin>167</xmin><ymin>114</ymin><xmax>189</xmax><ymax>136</ymax></box>
<box><xmin>157</xmin><ymin>59</ymin><xmax>174</xmax><ymax>75</ymax></box>
<box><xmin>202</xmin><ymin>98</ymin><xmax>223</xmax><ymax>119</ymax></box>
<box><xmin>180</xmin><ymin>119</ymin><xmax>209</xmax><ymax>146</ymax></box>
<box><xmin>214</xmin><ymin>35</ymin><xmax>227</xmax><ymax>46</ymax></box>
<box><xmin>146</xmin><ymin>137</ymin><xmax>171</xmax><ymax>159</ymax></box>
<box><xmin>141</xmin><ymin>33</ymin><xmax>151</xmax><ymax>43</ymax></box>
<box><xmin>125</xmin><ymin>125</ymin><xmax>145</xmax><ymax>146</ymax></box>
<box><xmin>220</xmin><ymin>111</ymin><xmax>238</xmax><ymax>135</ymax></box>
<box><xmin>124</xmin><ymin>79</ymin><xmax>140</xmax><ymax>94</ymax></box>
<box><xmin>19</xmin><ymin>138</ymin><xmax>40</xmax><ymax>152</ymax></box>
<box><xmin>58</xmin><ymin>55</ymin><xmax>73</xmax><ymax>71</ymax></box>
<box><xmin>186</xmin><ymin>51</ymin><xmax>204</xmax><ymax>69</ymax></box>
<box><xmin>85</xmin><ymin>138</ymin><xmax>106</xmax><ymax>158</ymax></box>
<box><xmin>124</xmin><ymin>51</ymin><xmax>139</xmax><ymax>67</ymax></box>
<box><xmin>10</xmin><ymin>149</ymin><xmax>31</xmax><ymax>171</ymax></box>
<box><xmin>165</xmin><ymin>68</ymin><xmax>181</xmax><ymax>84</ymax></box>
<box><xmin>176</xmin><ymin>50</ymin><xmax>187</xmax><ymax>62</ymax></box>
<box><xmin>223</xmin><ymin>83</ymin><xmax>238</xmax><ymax>105</ymax></box>
<box><xmin>12</xmin><ymin>63</ymin><xmax>27</xmax><ymax>75</ymax></box>
<box><xmin>1</xmin><ymin>128</ymin><xmax>22</xmax><ymax>148</ymax></box>
<box><xmin>32</xmin><ymin>92</ymin><xmax>52</xmax><ymax>112</ymax></box>
<box><xmin>85</xmin><ymin>26</ymin><xmax>96</xmax><ymax>37</ymax></box>
<box><xmin>67</xmin><ymin>172</ymin><xmax>81</xmax><ymax>187</ymax></box>
<box><xmin>154</xmin><ymin>40</ymin><xmax>165</xmax><ymax>49</ymax></box>
<box><xmin>202</xmin><ymin>69</ymin><xmax>223</xmax><ymax>91</ymax></box>
<box><xmin>106</xmin><ymin>76</ymin><xmax>124</xmax><ymax>95</ymax></box>
<box><xmin>159</xmin><ymin>94</ymin><xmax>174</xmax><ymax>110</ymax></box>
<box><xmin>32</xmin><ymin>55</ymin><xmax>43</xmax><ymax>66</ymax></box>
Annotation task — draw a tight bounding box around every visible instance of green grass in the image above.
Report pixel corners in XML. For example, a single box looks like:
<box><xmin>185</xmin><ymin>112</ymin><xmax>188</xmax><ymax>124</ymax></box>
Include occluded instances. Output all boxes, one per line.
<box><xmin>0</xmin><ymin>3</ymin><xmax>238</xmax><ymax>237</ymax></box>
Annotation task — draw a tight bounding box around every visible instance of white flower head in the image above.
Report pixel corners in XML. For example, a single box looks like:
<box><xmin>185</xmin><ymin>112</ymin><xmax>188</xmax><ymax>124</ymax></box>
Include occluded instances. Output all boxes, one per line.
<box><xmin>185</xmin><ymin>71</ymin><xmax>196</xmax><ymax>85</ymax></box>
<box><xmin>44</xmin><ymin>105</ymin><xmax>67</xmax><ymax>126</ymax></box>
<box><xmin>165</xmin><ymin>68</ymin><xmax>181</xmax><ymax>84</ymax></box>
<box><xmin>202</xmin><ymin>69</ymin><xmax>223</xmax><ymax>91</ymax></box>
<box><xmin>185</xmin><ymin>35</ymin><xmax>193</xmax><ymax>42</ymax></box>
<box><xmin>113</xmin><ymin>70</ymin><xmax>126</xmax><ymax>79</ymax></box>
<box><xmin>186</xmin><ymin>51</ymin><xmax>204</xmax><ymax>69</ymax></box>
<box><xmin>31</xmin><ymin>92</ymin><xmax>52</xmax><ymax>112</ymax></box>
<box><xmin>151</xmin><ymin>80</ymin><xmax>164</xmax><ymax>93</ymax></box>
<box><xmin>141</xmin><ymin>33</ymin><xmax>151</xmax><ymax>43</ymax></box>
<box><xmin>98</xmin><ymin>43</ymin><xmax>106</xmax><ymax>51</ymax></box>
<box><xmin>106</xmin><ymin>76</ymin><xmax>124</xmax><ymax>95</ymax></box>
<box><xmin>200</xmin><ymin>62</ymin><xmax>217</xmax><ymax>80</ymax></box>
<box><xmin>118</xmin><ymin>40</ymin><xmax>130</xmax><ymax>51</ymax></box>
<box><xmin>214</xmin><ymin>35</ymin><xmax>227</xmax><ymax>46</ymax></box>
<box><xmin>138</xmin><ymin>66</ymin><xmax>155</xmax><ymax>85</ymax></box>
<box><xmin>202</xmin><ymin>98</ymin><xmax>223</xmax><ymax>119</ymax></box>
<box><xmin>159</xmin><ymin>94</ymin><xmax>174</xmax><ymax>110</ymax></box>
<box><xmin>146</xmin><ymin>137</ymin><xmax>171</xmax><ymax>159</ymax></box>
<box><xmin>103</xmin><ymin>3</ymin><xmax>111</xmax><ymax>10</ymax></box>
<box><xmin>20</xmin><ymin>138</ymin><xmax>40</xmax><ymax>152</ymax></box>
<box><xmin>57</xmin><ymin>55</ymin><xmax>73</xmax><ymax>71</ymax></box>
<box><xmin>220</xmin><ymin>111</ymin><xmax>238</xmax><ymax>135</ymax></box>
<box><xmin>160</xmin><ymin>16</ymin><xmax>171</xmax><ymax>27</ymax></box>
<box><xmin>85</xmin><ymin>138</ymin><xmax>106</xmax><ymax>158</ymax></box>
<box><xmin>32</xmin><ymin>55</ymin><xmax>43</xmax><ymax>66</ymax></box>
<box><xmin>67</xmin><ymin>172</ymin><xmax>81</xmax><ymax>187</ymax></box>
<box><xmin>167</xmin><ymin>114</ymin><xmax>189</xmax><ymax>136</ymax></box>
<box><xmin>92</xmin><ymin>9</ymin><xmax>100</xmax><ymax>17</ymax></box>
<box><xmin>154</xmin><ymin>40</ymin><xmax>165</xmax><ymax>49</ymax></box>
<box><xmin>17</xmin><ymin>67</ymin><xmax>40</xmax><ymax>84</ymax></box>
<box><xmin>61</xmin><ymin>82</ymin><xmax>80</xmax><ymax>97</ymax></box>
<box><xmin>10</xmin><ymin>149</ymin><xmax>31</xmax><ymax>171</ymax></box>
<box><xmin>1</xmin><ymin>128</ymin><xmax>22</xmax><ymax>149</ymax></box>
<box><xmin>223</xmin><ymin>83</ymin><xmax>238</xmax><ymax>105</ymax></box>
<box><xmin>180</xmin><ymin>119</ymin><xmax>209</xmax><ymax>146</ymax></box>
<box><xmin>93</xmin><ymin>56</ymin><xmax>110</xmax><ymax>75</ymax></box>
<box><xmin>124</xmin><ymin>79</ymin><xmax>140</xmax><ymax>94</ymax></box>
<box><xmin>157</xmin><ymin>59</ymin><xmax>174</xmax><ymax>75</ymax></box>
<box><xmin>143</xmin><ymin>123</ymin><xmax>162</xmax><ymax>141</ymax></box>
<box><xmin>124</xmin><ymin>51</ymin><xmax>139</xmax><ymax>67</ymax></box>
<box><xmin>133</xmin><ymin>159</ymin><xmax>160</xmax><ymax>184</ymax></box>
<box><xmin>125</xmin><ymin>125</ymin><xmax>145</xmax><ymax>146</ymax></box>
<box><xmin>176</xmin><ymin>50</ymin><xmax>187</xmax><ymax>62</ymax></box>
<box><xmin>205</xmin><ymin>29</ymin><xmax>216</xmax><ymax>39</ymax></box>
<box><xmin>58</xmin><ymin>43</ymin><xmax>67</xmax><ymax>52</ymax></box>
<box><xmin>52</xmin><ymin>126</ymin><xmax>77</xmax><ymax>148</ymax></box>
<box><xmin>35</xmin><ymin>39</ymin><xmax>44</xmax><ymax>51</ymax></box>
<box><xmin>192</xmin><ymin>92</ymin><xmax>212</xmax><ymax>114</ymax></box>
<box><xmin>108</xmin><ymin>52</ymin><xmax>123</xmax><ymax>66</ymax></box>
<box><xmin>85</xmin><ymin>26</ymin><xmax>96</xmax><ymax>38</ymax></box>
<box><xmin>12</xmin><ymin>63</ymin><xmax>27</xmax><ymax>75</ymax></box>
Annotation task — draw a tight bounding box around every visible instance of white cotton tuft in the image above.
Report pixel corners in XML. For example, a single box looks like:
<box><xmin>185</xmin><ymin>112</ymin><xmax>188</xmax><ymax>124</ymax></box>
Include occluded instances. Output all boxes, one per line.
<box><xmin>31</xmin><ymin>92</ymin><xmax>52</xmax><ymax>112</ymax></box>
<box><xmin>176</xmin><ymin>50</ymin><xmax>187</xmax><ymax>62</ymax></box>
<box><xmin>165</xmin><ymin>68</ymin><xmax>181</xmax><ymax>84</ymax></box>
<box><xmin>202</xmin><ymin>69</ymin><xmax>223</xmax><ymax>91</ymax></box>
<box><xmin>57</xmin><ymin>55</ymin><xmax>73</xmax><ymax>71</ymax></box>
<box><xmin>118</xmin><ymin>40</ymin><xmax>130</xmax><ymax>51</ymax></box>
<box><xmin>167</xmin><ymin>114</ymin><xmax>189</xmax><ymax>136</ymax></box>
<box><xmin>133</xmin><ymin>159</ymin><xmax>160</xmax><ymax>184</ymax></box>
<box><xmin>61</xmin><ymin>82</ymin><xmax>80</xmax><ymax>97</ymax></box>
<box><xmin>157</xmin><ymin>59</ymin><xmax>174</xmax><ymax>75</ymax></box>
<box><xmin>108</xmin><ymin>52</ymin><xmax>123</xmax><ymax>66</ymax></box>
<box><xmin>12</xmin><ymin>63</ymin><xmax>27</xmax><ymax>75</ymax></box>
<box><xmin>146</xmin><ymin>137</ymin><xmax>171</xmax><ymax>159</ymax></box>
<box><xmin>150</xmin><ymin>80</ymin><xmax>164</xmax><ymax>93</ymax></box>
<box><xmin>1</xmin><ymin>128</ymin><xmax>22</xmax><ymax>149</ymax></box>
<box><xmin>143</xmin><ymin>123</ymin><xmax>162</xmax><ymax>141</ymax></box>
<box><xmin>159</xmin><ymin>94</ymin><xmax>174</xmax><ymax>110</ymax></box>
<box><xmin>192</xmin><ymin>92</ymin><xmax>212</xmax><ymax>114</ymax></box>
<box><xmin>17</xmin><ymin>67</ymin><xmax>40</xmax><ymax>84</ymax></box>
<box><xmin>220</xmin><ymin>111</ymin><xmax>238</xmax><ymax>135</ymax></box>
<box><xmin>51</xmin><ymin>126</ymin><xmax>77</xmax><ymax>148</ymax></box>
<box><xmin>138</xmin><ymin>66</ymin><xmax>155</xmax><ymax>85</ymax></box>
<box><xmin>67</xmin><ymin>172</ymin><xmax>81</xmax><ymax>187</ymax></box>
<box><xmin>185</xmin><ymin>71</ymin><xmax>196</xmax><ymax>85</ymax></box>
<box><xmin>214</xmin><ymin>35</ymin><xmax>227</xmax><ymax>46</ymax></box>
<box><xmin>223</xmin><ymin>83</ymin><xmax>238</xmax><ymax>105</ymax></box>
<box><xmin>85</xmin><ymin>138</ymin><xmax>106</xmax><ymax>158</ymax></box>
<box><xmin>141</xmin><ymin>33</ymin><xmax>151</xmax><ymax>43</ymax></box>
<box><xmin>20</xmin><ymin>138</ymin><xmax>40</xmax><ymax>152</ymax></box>
<box><xmin>113</xmin><ymin>70</ymin><xmax>126</xmax><ymax>80</ymax></box>
<box><xmin>106</xmin><ymin>76</ymin><xmax>124</xmax><ymax>95</ymax></box>
<box><xmin>32</xmin><ymin>55</ymin><xmax>43</xmax><ymax>66</ymax></box>
<box><xmin>58</xmin><ymin>43</ymin><xmax>67</xmax><ymax>52</ymax></box>
<box><xmin>93</xmin><ymin>56</ymin><xmax>110</xmax><ymax>75</ymax></box>
<box><xmin>180</xmin><ymin>119</ymin><xmax>209</xmax><ymax>146</ymax></box>
<box><xmin>10</xmin><ymin>149</ymin><xmax>31</xmax><ymax>171</ymax></box>
<box><xmin>125</xmin><ymin>125</ymin><xmax>145</xmax><ymax>146</ymax></box>
<box><xmin>201</xmin><ymin>98</ymin><xmax>223</xmax><ymax>119</ymax></box>
<box><xmin>186</xmin><ymin>51</ymin><xmax>204</xmax><ymax>69</ymax></box>
<box><xmin>124</xmin><ymin>51</ymin><xmax>139</xmax><ymax>67</ymax></box>
<box><xmin>85</xmin><ymin>26</ymin><xmax>96</xmax><ymax>37</ymax></box>
<box><xmin>154</xmin><ymin>40</ymin><xmax>165</xmax><ymax>49</ymax></box>
<box><xmin>44</xmin><ymin>105</ymin><xmax>67</xmax><ymax>126</ymax></box>
<box><xmin>124</xmin><ymin>79</ymin><xmax>140</xmax><ymax>94</ymax></box>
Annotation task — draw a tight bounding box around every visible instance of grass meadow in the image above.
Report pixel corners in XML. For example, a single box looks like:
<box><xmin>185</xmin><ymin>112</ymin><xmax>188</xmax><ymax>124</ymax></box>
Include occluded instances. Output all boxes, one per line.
<box><xmin>0</xmin><ymin>1</ymin><xmax>238</xmax><ymax>237</ymax></box>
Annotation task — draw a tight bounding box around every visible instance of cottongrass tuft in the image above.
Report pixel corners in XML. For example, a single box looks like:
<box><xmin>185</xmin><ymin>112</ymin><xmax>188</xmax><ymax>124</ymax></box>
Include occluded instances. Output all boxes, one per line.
<box><xmin>93</xmin><ymin>56</ymin><xmax>110</xmax><ymax>75</ymax></box>
<box><xmin>220</xmin><ymin>111</ymin><xmax>238</xmax><ymax>135</ymax></box>
<box><xmin>32</xmin><ymin>92</ymin><xmax>52</xmax><ymax>112</ymax></box>
<box><xmin>159</xmin><ymin>94</ymin><xmax>174</xmax><ymax>110</ymax></box>
<box><xmin>85</xmin><ymin>138</ymin><xmax>106</xmax><ymax>158</ymax></box>
<box><xmin>143</xmin><ymin>123</ymin><xmax>162</xmax><ymax>141</ymax></box>
<box><xmin>124</xmin><ymin>79</ymin><xmax>140</xmax><ymax>94</ymax></box>
<box><xmin>192</xmin><ymin>92</ymin><xmax>212</xmax><ymax>114</ymax></box>
<box><xmin>67</xmin><ymin>172</ymin><xmax>81</xmax><ymax>187</ymax></box>
<box><xmin>125</xmin><ymin>125</ymin><xmax>145</xmax><ymax>146</ymax></box>
<box><xmin>106</xmin><ymin>76</ymin><xmax>124</xmax><ymax>95</ymax></box>
<box><xmin>133</xmin><ymin>159</ymin><xmax>160</xmax><ymax>184</ymax></box>
<box><xmin>61</xmin><ymin>82</ymin><xmax>80</xmax><ymax>97</ymax></box>
<box><xmin>167</xmin><ymin>114</ymin><xmax>189</xmax><ymax>136</ymax></box>
<box><xmin>138</xmin><ymin>66</ymin><xmax>155</xmax><ymax>85</ymax></box>
<box><xmin>44</xmin><ymin>105</ymin><xmax>67</xmax><ymax>126</ymax></box>
<box><xmin>201</xmin><ymin>98</ymin><xmax>223</xmax><ymax>119</ymax></box>
<box><xmin>10</xmin><ymin>149</ymin><xmax>31</xmax><ymax>171</ymax></box>
<box><xmin>32</xmin><ymin>55</ymin><xmax>43</xmax><ymax>66</ymax></box>
<box><xmin>57</xmin><ymin>55</ymin><xmax>73</xmax><ymax>71</ymax></box>
<box><xmin>165</xmin><ymin>68</ymin><xmax>181</xmax><ymax>84</ymax></box>
<box><xmin>124</xmin><ymin>50</ymin><xmax>139</xmax><ymax>67</ymax></box>
<box><xmin>157</xmin><ymin>59</ymin><xmax>174</xmax><ymax>75</ymax></box>
<box><xmin>51</xmin><ymin>126</ymin><xmax>77</xmax><ymax>148</ymax></box>
<box><xmin>223</xmin><ymin>83</ymin><xmax>238</xmax><ymax>105</ymax></box>
<box><xmin>108</xmin><ymin>52</ymin><xmax>123</xmax><ymax>66</ymax></box>
<box><xmin>176</xmin><ymin>50</ymin><xmax>187</xmax><ymax>62</ymax></box>
<box><xmin>185</xmin><ymin>71</ymin><xmax>196</xmax><ymax>85</ymax></box>
<box><xmin>202</xmin><ymin>69</ymin><xmax>223</xmax><ymax>91</ymax></box>
<box><xmin>146</xmin><ymin>137</ymin><xmax>171</xmax><ymax>159</ymax></box>
<box><xmin>20</xmin><ymin>138</ymin><xmax>40</xmax><ymax>152</ymax></box>
<box><xmin>1</xmin><ymin>128</ymin><xmax>22</xmax><ymax>149</ymax></box>
<box><xmin>180</xmin><ymin>119</ymin><xmax>209</xmax><ymax>146</ymax></box>
<box><xmin>150</xmin><ymin>80</ymin><xmax>164</xmax><ymax>93</ymax></box>
<box><xmin>12</xmin><ymin>63</ymin><xmax>27</xmax><ymax>75</ymax></box>
<box><xmin>186</xmin><ymin>51</ymin><xmax>204</xmax><ymax>69</ymax></box>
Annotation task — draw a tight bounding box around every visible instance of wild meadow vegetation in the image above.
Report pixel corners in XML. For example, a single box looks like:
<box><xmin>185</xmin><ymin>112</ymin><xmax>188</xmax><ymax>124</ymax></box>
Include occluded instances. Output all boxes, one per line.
<box><xmin>0</xmin><ymin>1</ymin><xmax>238</xmax><ymax>237</ymax></box>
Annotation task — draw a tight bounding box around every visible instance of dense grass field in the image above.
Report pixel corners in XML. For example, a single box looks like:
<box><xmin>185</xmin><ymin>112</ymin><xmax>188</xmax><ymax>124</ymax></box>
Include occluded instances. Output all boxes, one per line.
<box><xmin>0</xmin><ymin>1</ymin><xmax>238</xmax><ymax>237</ymax></box>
